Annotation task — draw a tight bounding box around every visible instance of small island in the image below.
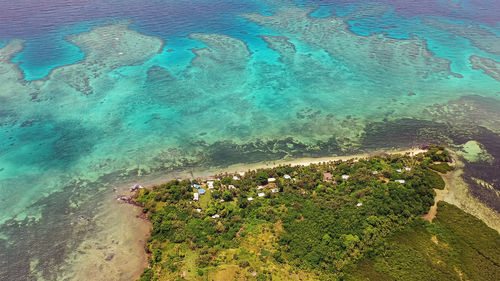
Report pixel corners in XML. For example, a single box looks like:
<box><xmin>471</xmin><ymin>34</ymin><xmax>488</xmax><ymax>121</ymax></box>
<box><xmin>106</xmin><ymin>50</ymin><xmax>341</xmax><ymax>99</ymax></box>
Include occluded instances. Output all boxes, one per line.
<box><xmin>132</xmin><ymin>146</ymin><xmax>500</xmax><ymax>280</ymax></box>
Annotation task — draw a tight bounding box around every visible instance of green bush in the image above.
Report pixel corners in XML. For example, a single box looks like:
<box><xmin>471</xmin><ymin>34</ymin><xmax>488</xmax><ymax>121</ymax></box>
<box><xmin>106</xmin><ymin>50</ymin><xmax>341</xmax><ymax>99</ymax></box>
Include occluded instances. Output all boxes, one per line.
<box><xmin>423</xmin><ymin>170</ymin><xmax>445</xmax><ymax>190</ymax></box>
<box><xmin>428</xmin><ymin>163</ymin><xmax>454</xmax><ymax>173</ymax></box>
<box><xmin>256</xmin><ymin>171</ymin><xmax>269</xmax><ymax>185</ymax></box>
<box><xmin>139</xmin><ymin>268</ymin><xmax>154</xmax><ymax>281</ymax></box>
<box><xmin>239</xmin><ymin>260</ymin><xmax>250</xmax><ymax>268</ymax></box>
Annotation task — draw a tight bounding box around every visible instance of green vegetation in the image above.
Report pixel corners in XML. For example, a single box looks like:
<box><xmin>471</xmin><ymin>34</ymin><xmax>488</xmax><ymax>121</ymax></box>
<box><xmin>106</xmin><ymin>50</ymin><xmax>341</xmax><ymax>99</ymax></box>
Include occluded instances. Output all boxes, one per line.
<box><xmin>429</xmin><ymin>162</ymin><xmax>455</xmax><ymax>173</ymax></box>
<box><xmin>423</xmin><ymin>169</ymin><xmax>446</xmax><ymax>190</ymax></box>
<box><xmin>347</xmin><ymin>202</ymin><xmax>500</xmax><ymax>281</ymax></box>
<box><xmin>133</xmin><ymin>146</ymin><xmax>499</xmax><ymax>280</ymax></box>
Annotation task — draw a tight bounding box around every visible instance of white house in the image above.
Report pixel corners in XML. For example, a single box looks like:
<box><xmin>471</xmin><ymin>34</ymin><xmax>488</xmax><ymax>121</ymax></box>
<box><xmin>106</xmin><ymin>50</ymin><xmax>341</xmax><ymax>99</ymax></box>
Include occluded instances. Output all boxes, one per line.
<box><xmin>372</xmin><ymin>171</ymin><xmax>379</xmax><ymax>175</ymax></box>
<box><xmin>233</xmin><ymin>175</ymin><xmax>240</xmax><ymax>180</ymax></box>
<box><xmin>247</xmin><ymin>197</ymin><xmax>254</xmax><ymax>201</ymax></box>
<box><xmin>396</xmin><ymin>169</ymin><xmax>402</xmax><ymax>173</ymax></box>
<box><xmin>258</xmin><ymin>192</ymin><xmax>266</xmax><ymax>197</ymax></box>
<box><xmin>228</xmin><ymin>184</ymin><xmax>236</xmax><ymax>189</ymax></box>
<box><xmin>257</xmin><ymin>186</ymin><xmax>264</xmax><ymax>190</ymax></box>
<box><xmin>212</xmin><ymin>214</ymin><xmax>220</xmax><ymax>219</ymax></box>
<box><xmin>356</xmin><ymin>203</ymin><xmax>363</xmax><ymax>207</ymax></box>
<box><xmin>405</xmin><ymin>167</ymin><xmax>411</xmax><ymax>171</ymax></box>
<box><xmin>196</xmin><ymin>208</ymin><xmax>202</xmax><ymax>213</ymax></box>
<box><xmin>207</xmin><ymin>181</ymin><xmax>214</xmax><ymax>189</ymax></box>
<box><xmin>284</xmin><ymin>174</ymin><xmax>291</xmax><ymax>179</ymax></box>
<box><xmin>342</xmin><ymin>175</ymin><xmax>350</xmax><ymax>180</ymax></box>
<box><xmin>193</xmin><ymin>193</ymin><xmax>199</xmax><ymax>201</ymax></box>
<box><xmin>268</xmin><ymin>178</ymin><xmax>276</xmax><ymax>183</ymax></box>
<box><xmin>395</xmin><ymin>179</ymin><xmax>405</xmax><ymax>184</ymax></box>
<box><xmin>271</xmin><ymin>188</ymin><xmax>279</xmax><ymax>193</ymax></box>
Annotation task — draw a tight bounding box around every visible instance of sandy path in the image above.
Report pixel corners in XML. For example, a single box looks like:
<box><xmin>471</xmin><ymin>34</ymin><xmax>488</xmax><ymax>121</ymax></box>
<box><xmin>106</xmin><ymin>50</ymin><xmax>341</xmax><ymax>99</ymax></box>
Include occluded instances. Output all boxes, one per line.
<box><xmin>423</xmin><ymin>184</ymin><xmax>449</xmax><ymax>222</ymax></box>
<box><xmin>422</xmin><ymin>172</ymin><xmax>453</xmax><ymax>222</ymax></box>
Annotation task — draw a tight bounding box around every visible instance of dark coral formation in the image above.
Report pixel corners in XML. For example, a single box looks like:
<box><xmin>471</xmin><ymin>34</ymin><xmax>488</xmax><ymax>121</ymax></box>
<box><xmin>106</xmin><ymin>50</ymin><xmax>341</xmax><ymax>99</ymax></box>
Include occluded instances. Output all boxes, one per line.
<box><xmin>470</xmin><ymin>55</ymin><xmax>500</xmax><ymax>82</ymax></box>
<box><xmin>422</xmin><ymin>18</ymin><xmax>500</xmax><ymax>56</ymax></box>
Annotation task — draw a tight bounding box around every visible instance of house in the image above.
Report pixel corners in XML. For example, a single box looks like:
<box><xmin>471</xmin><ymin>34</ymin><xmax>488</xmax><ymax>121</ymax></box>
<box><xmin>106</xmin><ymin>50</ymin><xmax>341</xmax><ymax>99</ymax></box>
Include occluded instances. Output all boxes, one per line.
<box><xmin>271</xmin><ymin>188</ymin><xmax>279</xmax><ymax>193</ymax></box>
<box><xmin>258</xmin><ymin>192</ymin><xmax>266</xmax><ymax>197</ymax></box>
<box><xmin>323</xmin><ymin>172</ymin><xmax>333</xmax><ymax>181</ymax></box>
<box><xmin>220</xmin><ymin>199</ymin><xmax>225</xmax><ymax>202</ymax></box>
<box><xmin>207</xmin><ymin>181</ymin><xmax>214</xmax><ymax>189</ymax></box>
<box><xmin>342</xmin><ymin>175</ymin><xmax>350</xmax><ymax>180</ymax></box>
<box><xmin>268</xmin><ymin>178</ymin><xmax>276</xmax><ymax>183</ymax></box>
<box><xmin>356</xmin><ymin>203</ymin><xmax>363</xmax><ymax>207</ymax></box>
<box><xmin>196</xmin><ymin>208</ymin><xmax>202</xmax><ymax>213</ymax></box>
<box><xmin>247</xmin><ymin>197</ymin><xmax>254</xmax><ymax>201</ymax></box>
<box><xmin>395</xmin><ymin>179</ymin><xmax>405</xmax><ymax>184</ymax></box>
<box><xmin>228</xmin><ymin>185</ymin><xmax>236</xmax><ymax>189</ymax></box>
<box><xmin>372</xmin><ymin>171</ymin><xmax>379</xmax><ymax>175</ymax></box>
<box><xmin>193</xmin><ymin>193</ymin><xmax>199</xmax><ymax>201</ymax></box>
<box><xmin>284</xmin><ymin>174</ymin><xmax>291</xmax><ymax>179</ymax></box>
<box><xmin>233</xmin><ymin>175</ymin><xmax>240</xmax><ymax>180</ymax></box>
<box><xmin>212</xmin><ymin>214</ymin><xmax>220</xmax><ymax>219</ymax></box>
<box><xmin>198</xmin><ymin>189</ymin><xmax>206</xmax><ymax>195</ymax></box>
<box><xmin>396</xmin><ymin>169</ymin><xmax>402</xmax><ymax>173</ymax></box>
<box><xmin>257</xmin><ymin>186</ymin><xmax>264</xmax><ymax>190</ymax></box>
<box><xmin>405</xmin><ymin>167</ymin><xmax>411</xmax><ymax>171</ymax></box>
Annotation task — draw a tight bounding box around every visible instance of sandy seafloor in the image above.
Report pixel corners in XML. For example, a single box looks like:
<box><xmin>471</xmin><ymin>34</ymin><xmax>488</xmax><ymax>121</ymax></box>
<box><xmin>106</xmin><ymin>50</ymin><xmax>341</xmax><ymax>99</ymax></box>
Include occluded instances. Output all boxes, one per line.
<box><xmin>0</xmin><ymin>0</ymin><xmax>500</xmax><ymax>280</ymax></box>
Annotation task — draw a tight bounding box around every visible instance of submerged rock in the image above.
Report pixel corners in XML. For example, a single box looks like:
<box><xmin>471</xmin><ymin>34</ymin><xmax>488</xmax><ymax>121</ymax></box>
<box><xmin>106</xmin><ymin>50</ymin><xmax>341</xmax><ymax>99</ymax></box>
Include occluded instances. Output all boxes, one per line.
<box><xmin>105</xmin><ymin>253</ymin><xmax>115</xmax><ymax>261</ymax></box>
<box><xmin>130</xmin><ymin>184</ymin><xmax>145</xmax><ymax>192</ymax></box>
<box><xmin>116</xmin><ymin>195</ymin><xmax>132</xmax><ymax>202</ymax></box>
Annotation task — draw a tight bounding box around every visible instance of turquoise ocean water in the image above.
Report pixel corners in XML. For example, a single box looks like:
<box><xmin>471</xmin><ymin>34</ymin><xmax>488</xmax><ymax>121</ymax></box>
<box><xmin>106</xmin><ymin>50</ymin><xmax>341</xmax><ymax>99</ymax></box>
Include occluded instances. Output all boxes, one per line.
<box><xmin>1</xmin><ymin>0</ymin><xmax>500</xmax><ymax>280</ymax></box>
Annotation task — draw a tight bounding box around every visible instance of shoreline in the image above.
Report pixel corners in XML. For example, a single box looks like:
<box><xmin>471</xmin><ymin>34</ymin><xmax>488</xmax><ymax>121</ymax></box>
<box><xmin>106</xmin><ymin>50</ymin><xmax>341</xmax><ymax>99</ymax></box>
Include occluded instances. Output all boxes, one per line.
<box><xmin>213</xmin><ymin>147</ymin><xmax>426</xmax><ymax>175</ymax></box>
<box><xmin>133</xmin><ymin>147</ymin><xmax>427</xmax><ymax>190</ymax></box>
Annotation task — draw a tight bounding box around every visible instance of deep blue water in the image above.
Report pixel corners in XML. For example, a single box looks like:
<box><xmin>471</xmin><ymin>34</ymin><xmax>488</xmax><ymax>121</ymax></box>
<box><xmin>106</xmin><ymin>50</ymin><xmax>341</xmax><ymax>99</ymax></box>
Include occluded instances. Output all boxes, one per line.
<box><xmin>1</xmin><ymin>0</ymin><xmax>267</xmax><ymax>79</ymax></box>
<box><xmin>1</xmin><ymin>0</ymin><xmax>498</xmax><ymax>80</ymax></box>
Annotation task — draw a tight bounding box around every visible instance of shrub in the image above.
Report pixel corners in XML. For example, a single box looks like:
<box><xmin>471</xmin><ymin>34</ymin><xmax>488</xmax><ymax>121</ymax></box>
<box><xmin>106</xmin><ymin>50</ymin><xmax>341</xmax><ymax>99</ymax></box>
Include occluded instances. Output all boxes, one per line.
<box><xmin>423</xmin><ymin>170</ymin><xmax>445</xmax><ymax>190</ymax></box>
<box><xmin>239</xmin><ymin>260</ymin><xmax>250</xmax><ymax>268</ymax></box>
<box><xmin>429</xmin><ymin>163</ymin><xmax>454</xmax><ymax>173</ymax></box>
<box><xmin>256</xmin><ymin>171</ymin><xmax>269</xmax><ymax>185</ymax></box>
<box><xmin>139</xmin><ymin>268</ymin><xmax>154</xmax><ymax>281</ymax></box>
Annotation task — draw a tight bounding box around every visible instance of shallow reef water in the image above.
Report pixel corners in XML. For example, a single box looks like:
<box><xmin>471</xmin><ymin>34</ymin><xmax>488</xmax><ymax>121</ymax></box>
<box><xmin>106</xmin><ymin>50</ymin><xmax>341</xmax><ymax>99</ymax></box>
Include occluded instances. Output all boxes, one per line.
<box><xmin>0</xmin><ymin>0</ymin><xmax>499</xmax><ymax>280</ymax></box>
